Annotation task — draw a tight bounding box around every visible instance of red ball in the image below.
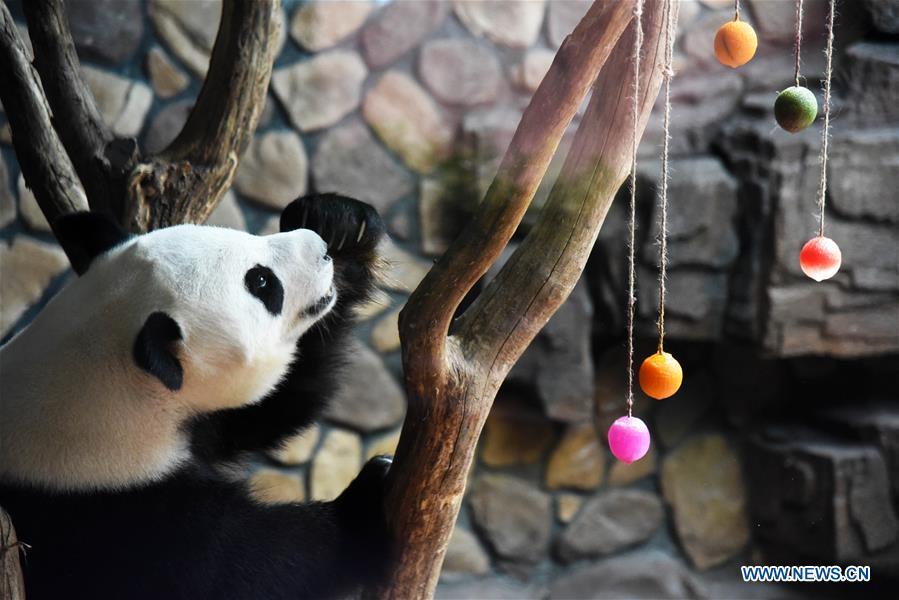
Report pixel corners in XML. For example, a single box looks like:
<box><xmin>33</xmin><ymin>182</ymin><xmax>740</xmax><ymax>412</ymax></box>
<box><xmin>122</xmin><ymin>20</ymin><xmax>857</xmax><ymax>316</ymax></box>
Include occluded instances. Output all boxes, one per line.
<box><xmin>799</xmin><ymin>236</ymin><xmax>841</xmax><ymax>281</ymax></box>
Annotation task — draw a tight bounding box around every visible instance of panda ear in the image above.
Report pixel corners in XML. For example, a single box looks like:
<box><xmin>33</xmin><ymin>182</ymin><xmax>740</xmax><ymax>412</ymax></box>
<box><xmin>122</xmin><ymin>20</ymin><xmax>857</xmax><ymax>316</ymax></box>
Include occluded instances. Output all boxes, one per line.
<box><xmin>133</xmin><ymin>312</ymin><xmax>183</xmax><ymax>392</ymax></box>
<box><xmin>54</xmin><ymin>211</ymin><xmax>130</xmax><ymax>276</ymax></box>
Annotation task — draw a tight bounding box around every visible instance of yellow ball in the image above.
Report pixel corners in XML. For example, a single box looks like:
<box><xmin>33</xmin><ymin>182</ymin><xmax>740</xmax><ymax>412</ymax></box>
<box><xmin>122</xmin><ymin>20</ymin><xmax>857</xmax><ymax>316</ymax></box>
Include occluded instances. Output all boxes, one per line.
<box><xmin>714</xmin><ymin>20</ymin><xmax>758</xmax><ymax>68</ymax></box>
<box><xmin>639</xmin><ymin>351</ymin><xmax>683</xmax><ymax>400</ymax></box>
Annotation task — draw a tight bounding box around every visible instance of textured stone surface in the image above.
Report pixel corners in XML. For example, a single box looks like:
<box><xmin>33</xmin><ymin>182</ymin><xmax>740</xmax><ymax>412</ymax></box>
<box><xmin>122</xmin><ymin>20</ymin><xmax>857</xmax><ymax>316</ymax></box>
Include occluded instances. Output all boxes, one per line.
<box><xmin>324</xmin><ymin>340</ymin><xmax>405</xmax><ymax>432</ymax></box>
<box><xmin>310</xmin><ymin>428</ymin><xmax>362</xmax><ymax>501</ymax></box>
<box><xmin>654</xmin><ymin>371</ymin><xmax>713</xmax><ymax>448</ymax></box>
<box><xmin>148</xmin><ymin>0</ymin><xmax>220</xmax><ymax>76</ymax></box>
<box><xmin>547</xmin><ymin>0</ymin><xmax>590</xmax><ymax>48</ymax></box>
<box><xmin>510</xmin><ymin>48</ymin><xmax>555</xmax><ymax>92</ymax></box>
<box><xmin>419</xmin><ymin>39</ymin><xmax>502</xmax><ymax>107</ymax></box>
<box><xmin>0</xmin><ymin>155</ymin><xmax>14</xmax><ymax>228</ymax></box>
<box><xmin>557</xmin><ymin>489</ymin><xmax>664</xmax><ymax>562</ymax></box>
<box><xmin>234</xmin><ymin>130</ymin><xmax>308</xmax><ymax>209</ymax></box>
<box><xmin>363</xmin><ymin>72</ymin><xmax>453</xmax><ymax>174</ymax></box>
<box><xmin>17</xmin><ymin>175</ymin><xmax>50</xmax><ymax>232</ymax></box>
<box><xmin>204</xmin><ymin>191</ymin><xmax>245</xmax><ymax>230</ymax></box>
<box><xmin>828</xmin><ymin>128</ymin><xmax>899</xmax><ymax>223</ymax></box>
<box><xmin>272</xmin><ymin>51</ymin><xmax>368</xmax><ymax>133</ymax></box>
<box><xmin>608</xmin><ymin>446</ymin><xmax>657</xmax><ymax>487</ymax></box>
<box><xmin>469</xmin><ymin>474</ymin><xmax>551</xmax><ymax>564</ymax></box>
<box><xmin>290</xmin><ymin>1</ymin><xmax>372</xmax><ymax>51</ymax></box>
<box><xmin>370</xmin><ymin>306</ymin><xmax>401</xmax><ymax>353</ymax></box>
<box><xmin>249</xmin><ymin>469</ymin><xmax>304</xmax><ymax>504</ymax></box>
<box><xmin>480</xmin><ymin>396</ymin><xmax>554</xmax><ymax>467</ymax></box>
<box><xmin>146</xmin><ymin>47</ymin><xmax>190</xmax><ymax>99</ymax></box>
<box><xmin>380</xmin><ymin>240</ymin><xmax>432</xmax><ymax>293</ymax></box>
<box><xmin>545</xmin><ymin>424</ymin><xmax>605</xmax><ymax>491</ymax></box>
<box><xmin>453</xmin><ymin>0</ymin><xmax>546</xmax><ymax>48</ymax></box>
<box><xmin>441</xmin><ymin>525</ymin><xmax>491</xmax><ymax>581</ymax></box>
<box><xmin>747</xmin><ymin>0</ymin><xmax>827</xmax><ymax>42</ymax></box>
<box><xmin>843</xmin><ymin>42</ymin><xmax>899</xmax><ymax>126</ymax></box>
<box><xmin>82</xmin><ymin>66</ymin><xmax>153</xmax><ymax>137</ymax></box>
<box><xmin>864</xmin><ymin>0</ymin><xmax>899</xmax><ymax>33</ymax></box>
<box><xmin>269</xmin><ymin>424</ymin><xmax>320</xmax><ymax>465</ymax></box>
<box><xmin>0</xmin><ymin>238</ymin><xmax>69</xmax><ymax>336</ymax></box>
<box><xmin>312</xmin><ymin>121</ymin><xmax>414</xmax><ymax>214</ymax></box>
<box><xmin>361</xmin><ymin>0</ymin><xmax>448</xmax><ymax>68</ymax></box>
<box><xmin>68</xmin><ymin>0</ymin><xmax>142</xmax><ymax>64</ymax></box>
<box><xmin>550</xmin><ymin>550</ymin><xmax>706</xmax><ymax>599</ymax></box>
<box><xmin>365</xmin><ymin>427</ymin><xmax>401</xmax><ymax>460</ymax></box>
<box><xmin>556</xmin><ymin>493</ymin><xmax>583</xmax><ymax>523</ymax></box>
<box><xmin>143</xmin><ymin>99</ymin><xmax>192</xmax><ymax>153</ymax></box>
<box><xmin>437</xmin><ymin>576</ymin><xmax>544</xmax><ymax>600</ymax></box>
<box><xmin>661</xmin><ymin>434</ymin><xmax>749</xmax><ymax>569</ymax></box>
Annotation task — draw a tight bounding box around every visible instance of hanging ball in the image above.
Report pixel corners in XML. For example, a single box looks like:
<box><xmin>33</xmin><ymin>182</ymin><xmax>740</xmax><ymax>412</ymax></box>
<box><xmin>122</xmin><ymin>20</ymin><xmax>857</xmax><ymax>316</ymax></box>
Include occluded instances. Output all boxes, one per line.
<box><xmin>800</xmin><ymin>236</ymin><xmax>842</xmax><ymax>281</ymax></box>
<box><xmin>608</xmin><ymin>416</ymin><xmax>651</xmax><ymax>463</ymax></box>
<box><xmin>774</xmin><ymin>86</ymin><xmax>818</xmax><ymax>133</ymax></box>
<box><xmin>714</xmin><ymin>20</ymin><xmax>758</xmax><ymax>68</ymax></box>
<box><xmin>639</xmin><ymin>351</ymin><xmax>683</xmax><ymax>400</ymax></box>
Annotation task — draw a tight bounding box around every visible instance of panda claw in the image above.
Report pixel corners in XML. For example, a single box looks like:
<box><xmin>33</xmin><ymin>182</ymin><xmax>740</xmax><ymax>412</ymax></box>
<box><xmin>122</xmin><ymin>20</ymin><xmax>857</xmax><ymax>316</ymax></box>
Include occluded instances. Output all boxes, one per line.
<box><xmin>300</xmin><ymin>206</ymin><xmax>309</xmax><ymax>228</ymax></box>
<box><xmin>335</xmin><ymin>231</ymin><xmax>348</xmax><ymax>251</ymax></box>
<box><xmin>356</xmin><ymin>221</ymin><xmax>366</xmax><ymax>244</ymax></box>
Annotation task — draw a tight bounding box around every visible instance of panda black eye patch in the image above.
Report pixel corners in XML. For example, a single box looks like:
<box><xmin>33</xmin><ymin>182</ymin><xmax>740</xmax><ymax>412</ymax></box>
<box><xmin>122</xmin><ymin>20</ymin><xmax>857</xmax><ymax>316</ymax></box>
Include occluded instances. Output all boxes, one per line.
<box><xmin>244</xmin><ymin>265</ymin><xmax>284</xmax><ymax>316</ymax></box>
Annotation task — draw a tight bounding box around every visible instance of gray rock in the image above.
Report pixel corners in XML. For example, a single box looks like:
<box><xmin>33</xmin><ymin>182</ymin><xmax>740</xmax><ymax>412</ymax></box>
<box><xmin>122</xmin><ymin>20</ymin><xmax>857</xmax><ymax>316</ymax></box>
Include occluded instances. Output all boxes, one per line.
<box><xmin>453</xmin><ymin>0</ymin><xmax>546</xmax><ymax>48</ymax></box>
<box><xmin>746</xmin><ymin>0</ymin><xmax>827</xmax><ymax>43</ymax></box>
<box><xmin>546</xmin><ymin>0</ymin><xmax>591</xmax><ymax>48</ymax></box>
<box><xmin>863</xmin><ymin>0</ymin><xmax>899</xmax><ymax>33</ymax></box>
<box><xmin>0</xmin><ymin>155</ymin><xmax>15</xmax><ymax>228</ymax></box>
<box><xmin>272</xmin><ymin>51</ymin><xmax>367</xmax><ymax>133</ymax></box>
<box><xmin>661</xmin><ymin>434</ymin><xmax>749</xmax><ymax>569</ymax></box>
<box><xmin>361</xmin><ymin>0</ymin><xmax>448</xmax><ymax>69</ymax></box>
<box><xmin>380</xmin><ymin>240</ymin><xmax>433</xmax><ymax>293</ymax></box>
<box><xmin>844</xmin><ymin>42</ymin><xmax>899</xmax><ymax>126</ymax></box>
<box><xmin>441</xmin><ymin>525</ymin><xmax>490</xmax><ymax>581</ymax></box>
<box><xmin>640</xmin><ymin>158</ymin><xmax>739</xmax><ymax>269</ymax></box>
<box><xmin>654</xmin><ymin>370</ymin><xmax>713</xmax><ymax>448</ymax></box>
<box><xmin>16</xmin><ymin>175</ymin><xmax>50</xmax><ymax>232</ymax></box>
<box><xmin>143</xmin><ymin>100</ymin><xmax>193</xmax><ymax>154</ymax></box>
<box><xmin>469</xmin><ymin>474</ymin><xmax>551</xmax><ymax>564</ymax></box>
<box><xmin>419</xmin><ymin>39</ymin><xmax>502</xmax><ymax>107</ymax></box>
<box><xmin>829</xmin><ymin>128</ymin><xmax>899</xmax><ymax>223</ymax></box>
<box><xmin>437</xmin><ymin>576</ymin><xmax>544</xmax><ymax>600</ymax></box>
<box><xmin>204</xmin><ymin>191</ymin><xmax>246</xmax><ymax>231</ymax></box>
<box><xmin>82</xmin><ymin>67</ymin><xmax>153</xmax><ymax>138</ymax></box>
<box><xmin>67</xmin><ymin>0</ymin><xmax>142</xmax><ymax>64</ymax></box>
<box><xmin>234</xmin><ymin>130</ymin><xmax>308</xmax><ymax>209</ymax></box>
<box><xmin>324</xmin><ymin>340</ymin><xmax>405</xmax><ymax>432</ymax></box>
<box><xmin>362</xmin><ymin>71</ymin><xmax>453</xmax><ymax>174</ymax></box>
<box><xmin>550</xmin><ymin>550</ymin><xmax>706</xmax><ymax>599</ymax></box>
<box><xmin>148</xmin><ymin>0</ymin><xmax>220</xmax><ymax>77</ymax></box>
<box><xmin>309</xmin><ymin>428</ymin><xmax>362</xmax><ymax>501</ymax></box>
<box><xmin>146</xmin><ymin>47</ymin><xmax>190</xmax><ymax>99</ymax></box>
<box><xmin>290</xmin><ymin>1</ymin><xmax>371</xmax><ymax>51</ymax></box>
<box><xmin>312</xmin><ymin>120</ymin><xmax>414</xmax><ymax>214</ymax></box>
<box><xmin>0</xmin><ymin>237</ymin><xmax>69</xmax><ymax>336</ymax></box>
<box><xmin>556</xmin><ymin>489</ymin><xmax>664</xmax><ymax>562</ymax></box>
<box><xmin>638</xmin><ymin>269</ymin><xmax>729</xmax><ymax>339</ymax></box>
<box><xmin>510</xmin><ymin>48</ymin><xmax>555</xmax><ymax>92</ymax></box>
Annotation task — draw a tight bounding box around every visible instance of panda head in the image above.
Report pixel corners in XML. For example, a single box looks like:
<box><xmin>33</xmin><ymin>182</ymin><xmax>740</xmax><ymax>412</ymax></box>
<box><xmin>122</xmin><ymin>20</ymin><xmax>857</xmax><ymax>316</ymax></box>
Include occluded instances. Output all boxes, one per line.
<box><xmin>54</xmin><ymin>212</ymin><xmax>336</xmax><ymax>412</ymax></box>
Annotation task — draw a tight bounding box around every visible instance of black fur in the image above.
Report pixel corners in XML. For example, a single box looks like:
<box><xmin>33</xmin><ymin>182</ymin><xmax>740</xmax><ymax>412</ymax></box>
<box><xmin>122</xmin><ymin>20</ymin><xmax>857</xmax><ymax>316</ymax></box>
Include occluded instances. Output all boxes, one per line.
<box><xmin>244</xmin><ymin>265</ymin><xmax>285</xmax><ymax>316</ymax></box>
<box><xmin>133</xmin><ymin>311</ymin><xmax>184</xmax><ymax>391</ymax></box>
<box><xmin>0</xmin><ymin>194</ymin><xmax>393</xmax><ymax>599</ymax></box>
<box><xmin>54</xmin><ymin>211</ymin><xmax>130</xmax><ymax>275</ymax></box>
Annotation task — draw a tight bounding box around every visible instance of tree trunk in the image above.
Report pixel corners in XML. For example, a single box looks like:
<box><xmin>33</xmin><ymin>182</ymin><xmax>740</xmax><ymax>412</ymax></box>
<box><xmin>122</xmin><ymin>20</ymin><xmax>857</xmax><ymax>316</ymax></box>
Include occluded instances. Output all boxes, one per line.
<box><xmin>0</xmin><ymin>507</ymin><xmax>26</xmax><ymax>600</ymax></box>
<box><xmin>369</xmin><ymin>1</ymin><xmax>674</xmax><ymax>597</ymax></box>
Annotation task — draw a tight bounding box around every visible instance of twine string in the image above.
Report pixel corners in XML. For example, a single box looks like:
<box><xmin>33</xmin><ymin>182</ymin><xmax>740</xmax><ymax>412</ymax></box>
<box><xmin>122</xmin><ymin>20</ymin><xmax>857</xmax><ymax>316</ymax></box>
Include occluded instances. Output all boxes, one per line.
<box><xmin>817</xmin><ymin>0</ymin><xmax>835</xmax><ymax>236</ymax></box>
<box><xmin>626</xmin><ymin>0</ymin><xmax>644</xmax><ymax>418</ymax></box>
<box><xmin>794</xmin><ymin>0</ymin><xmax>805</xmax><ymax>87</ymax></box>
<box><xmin>657</xmin><ymin>0</ymin><xmax>678</xmax><ymax>354</ymax></box>
<box><xmin>734</xmin><ymin>0</ymin><xmax>741</xmax><ymax>21</ymax></box>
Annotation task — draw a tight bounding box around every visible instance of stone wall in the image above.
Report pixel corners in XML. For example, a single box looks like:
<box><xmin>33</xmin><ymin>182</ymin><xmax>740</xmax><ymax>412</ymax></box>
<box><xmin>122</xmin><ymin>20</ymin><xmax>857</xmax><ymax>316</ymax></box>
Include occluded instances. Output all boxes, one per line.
<box><xmin>2</xmin><ymin>1</ymin><xmax>898</xmax><ymax>598</ymax></box>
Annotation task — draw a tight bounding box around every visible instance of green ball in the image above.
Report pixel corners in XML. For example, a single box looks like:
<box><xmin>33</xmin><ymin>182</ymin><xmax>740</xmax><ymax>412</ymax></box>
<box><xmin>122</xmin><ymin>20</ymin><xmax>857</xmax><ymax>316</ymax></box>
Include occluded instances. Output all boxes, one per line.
<box><xmin>774</xmin><ymin>86</ymin><xmax>818</xmax><ymax>133</ymax></box>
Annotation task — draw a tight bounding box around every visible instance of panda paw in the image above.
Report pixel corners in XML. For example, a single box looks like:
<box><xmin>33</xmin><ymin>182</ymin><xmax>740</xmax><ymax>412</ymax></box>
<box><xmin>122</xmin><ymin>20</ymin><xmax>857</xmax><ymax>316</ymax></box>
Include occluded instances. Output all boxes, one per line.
<box><xmin>334</xmin><ymin>455</ymin><xmax>392</xmax><ymax>536</ymax></box>
<box><xmin>280</xmin><ymin>193</ymin><xmax>385</xmax><ymax>260</ymax></box>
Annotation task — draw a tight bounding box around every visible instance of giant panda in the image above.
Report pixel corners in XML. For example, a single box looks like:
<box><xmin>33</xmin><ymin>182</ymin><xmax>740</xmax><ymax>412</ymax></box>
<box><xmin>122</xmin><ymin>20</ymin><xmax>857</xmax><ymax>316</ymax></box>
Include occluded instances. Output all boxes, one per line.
<box><xmin>0</xmin><ymin>193</ymin><xmax>394</xmax><ymax>599</ymax></box>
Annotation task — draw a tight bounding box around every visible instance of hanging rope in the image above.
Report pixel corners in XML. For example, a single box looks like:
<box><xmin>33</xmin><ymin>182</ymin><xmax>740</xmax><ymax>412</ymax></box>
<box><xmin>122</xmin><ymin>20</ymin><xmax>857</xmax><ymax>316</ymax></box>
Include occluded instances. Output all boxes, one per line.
<box><xmin>817</xmin><ymin>0</ymin><xmax>835</xmax><ymax>236</ymax></box>
<box><xmin>625</xmin><ymin>0</ymin><xmax>644</xmax><ymax>418</ymax></box>
<box><xmin>793</xmin><ymin>0</ymin><xmax>805</xmax><ymax>87</ymax></box>
<box><xmin>656</xmin><ymin>0</ymin><xmax>679</xmax><ymax>354</ymax></box>
<box><xmin>734</xmin><ymin>0</ymin><xmax>741</xmax><ymax>21</ymax></box>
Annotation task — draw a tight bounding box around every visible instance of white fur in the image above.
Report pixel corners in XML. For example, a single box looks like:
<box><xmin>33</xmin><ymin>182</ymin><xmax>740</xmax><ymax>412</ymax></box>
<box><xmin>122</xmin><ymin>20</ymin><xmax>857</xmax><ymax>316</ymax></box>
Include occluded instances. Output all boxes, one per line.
<box><xmin>0</xmin><ymin>225</ymin><xmax>334</xmax><ymax>492</ymax></box>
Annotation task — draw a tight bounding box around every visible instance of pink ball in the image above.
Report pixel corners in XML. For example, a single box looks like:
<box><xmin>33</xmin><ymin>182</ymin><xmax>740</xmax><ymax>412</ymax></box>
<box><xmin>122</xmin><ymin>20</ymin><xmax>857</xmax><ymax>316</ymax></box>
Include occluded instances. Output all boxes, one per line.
<box><xmin>607</xmin><ymin>416</ymin><xmax>651</xmax><ymax>464</ymax></box>
<box><xmin>799</xmin><ymin>236</ymin><xmax>841</xmax><ymax>282</ymax></box>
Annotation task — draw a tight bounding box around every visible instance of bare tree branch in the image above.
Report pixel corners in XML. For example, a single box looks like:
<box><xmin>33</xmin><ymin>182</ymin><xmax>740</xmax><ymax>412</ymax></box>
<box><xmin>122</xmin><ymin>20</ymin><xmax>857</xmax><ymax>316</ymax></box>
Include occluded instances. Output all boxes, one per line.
<box><xmin>22</xmin><ymin>0</ymin><xmax>122</xmax><ymax>216</ymax></box>
<box><xmin>1</xmin><ymin>506</ymin><xmax>26</xmax><ymax>600</ymax></box>
<box><xmin>398</xmin><ymin>0</ymin><xmax>634</xmax><ymax>377</ymax></box>
<box><xmin>0</xmin><ymin>1</ymin><xmax>88</xmax><ymax>230</ymax></box>
<box><xmin>375</xmin><ymin>2</ymin><xmax>675</xmax><ymax>597</ymax></box>
<box><xmin>126</xmin><ymin>0</ymin><xmax>282</xmax><ymax>231</ymax></box>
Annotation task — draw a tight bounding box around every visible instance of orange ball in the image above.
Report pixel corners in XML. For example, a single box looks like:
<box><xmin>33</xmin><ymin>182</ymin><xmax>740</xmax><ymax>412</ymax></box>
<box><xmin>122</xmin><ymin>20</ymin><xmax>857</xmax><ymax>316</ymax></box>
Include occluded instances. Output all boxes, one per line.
<box><xmin>714</xmin><ymin>20</ymin><xmax>758</xmax><ymax>68</ymax></box>
<box><xmin>639</xmin><ymin>351</ymin><xmax>683</xmax><ymax>400</ymax></box>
